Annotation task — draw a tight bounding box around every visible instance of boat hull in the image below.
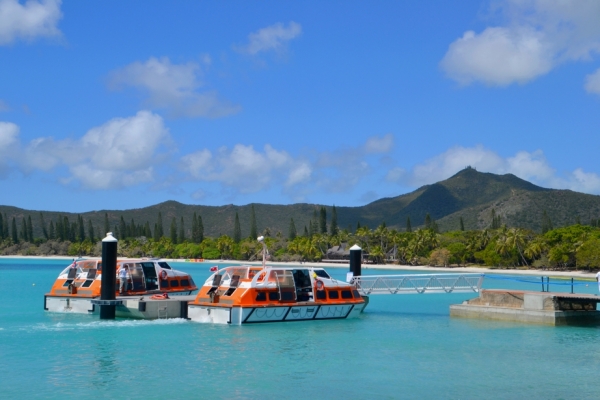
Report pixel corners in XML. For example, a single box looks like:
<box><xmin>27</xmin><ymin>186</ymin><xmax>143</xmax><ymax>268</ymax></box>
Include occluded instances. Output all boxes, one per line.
<box><xmin>188</xmin><ymin>302</ymin><xmax>366</xmax><ymax>325</ymax></box>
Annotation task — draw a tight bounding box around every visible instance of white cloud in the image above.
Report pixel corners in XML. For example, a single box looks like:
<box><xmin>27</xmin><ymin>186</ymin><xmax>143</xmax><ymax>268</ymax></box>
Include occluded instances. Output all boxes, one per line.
<box><xmin>365</xmin><ymin>133</ymin><xmax>394</xmax><ymax>154</ymax></box>
<box><xmin>0</xmin><ymin>121</ymin><xmax>19</xmax><ymax>177</ymax></box>
<box><xmin>385</xmin><ymin>167</ymin><xmax>405</xmax><ymax>183</ymax></box>
<box><xmin>390</xmin><ymin>145</ymin><xmax>600</xmax><ymax>194</ymax></box>
<box><xmin>22</xmin><ymin>111</ymin><xmax>171</xmax><ymax>189</ymax></box>
<box><xmin>0</xmin><ymin>0</ymin><xmax>62</xmax><ymax>45</ymax></box>
<box><xmin>584</xmin><ymin>68</ymin><xmax>600</xmax><ymax>95</ymax></box>
<box><xmin>180</xmin><ymin>134</ymin><xmax>394</xmax><ymax>199</ymax></box>
<box><xmin>441</xmin><ymin>27</ymin><xmax>553</xmax><ymax>86</ymax></box>
<box><xmin>441</xmin><ymin>0</ymin><xmax>600</xmax><ymax>86</ymax></box>
<box><xmin>0</xmin><ymin>121</ymin><xmax>18</xmax><ymax>149</ymax></box>
<box><xmin>109</xmin><ymin>57</ymin><xmax>240</xmax><ymax>118</ymax></box>
<box><xmin>181</xmin><ymin>144</ymin><xmax>299</xmax><ymax>194</ymax></box>
<box><xmin>236</xmin><ymin>21</ymin><xmax>302</xmax><ymax>55</ymax></box>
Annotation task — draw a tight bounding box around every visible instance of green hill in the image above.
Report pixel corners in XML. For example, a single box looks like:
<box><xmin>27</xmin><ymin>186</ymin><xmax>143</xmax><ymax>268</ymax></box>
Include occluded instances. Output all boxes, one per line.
<box><xmin>3</xmin><ymin>167</ymin><xmax>600</xmax><ymax>239</ymax></box>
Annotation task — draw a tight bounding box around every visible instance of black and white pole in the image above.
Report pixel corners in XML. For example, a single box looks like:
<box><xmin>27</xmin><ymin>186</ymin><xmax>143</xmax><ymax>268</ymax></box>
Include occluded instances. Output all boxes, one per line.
<box><xmin>349</xmin><ymin>244</ymin><xmax>362</xmax><ymax>279</ymax></box>
<box><xmin>99</xmin><ymin>232</ymin><xmax>118</xmax><ymax>319</ymax></box>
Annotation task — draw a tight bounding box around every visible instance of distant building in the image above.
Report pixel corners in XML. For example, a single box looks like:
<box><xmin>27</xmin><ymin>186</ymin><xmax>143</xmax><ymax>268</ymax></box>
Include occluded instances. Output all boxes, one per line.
<box><xmin>325</xmin><ymin>243</ymin><xmax>350</xmax><ymax>260</ymax></box>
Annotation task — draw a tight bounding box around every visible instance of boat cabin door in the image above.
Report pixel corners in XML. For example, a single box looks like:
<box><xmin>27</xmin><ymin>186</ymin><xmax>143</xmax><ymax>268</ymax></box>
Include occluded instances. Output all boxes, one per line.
<box><xmin>124</xmin><ymin>262</ymin><xmax>146</xmax><ymax>292</ymax></box>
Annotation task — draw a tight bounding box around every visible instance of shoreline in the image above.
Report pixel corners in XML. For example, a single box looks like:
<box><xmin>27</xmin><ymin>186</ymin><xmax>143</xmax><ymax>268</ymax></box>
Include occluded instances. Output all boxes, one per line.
<box><xmin>1</xmin><ymin>255</ymin><xmax>597</xmax><ymax>279</ymax></box>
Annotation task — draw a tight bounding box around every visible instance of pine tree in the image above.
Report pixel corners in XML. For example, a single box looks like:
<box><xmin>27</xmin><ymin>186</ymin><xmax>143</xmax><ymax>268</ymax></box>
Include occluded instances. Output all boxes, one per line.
<box><xmin>78</xmin><ymin>215</ymin><xmax>85</xmax><ymax>242</ymax></box>
<box><xmin>119</xmin><ymin>216</ymin><xmax>127</xmax><ymax>240</ymax></box>
<box><xmin>87</xmin><ymin>219</ymin><xmax>95</xmax><ymax>242</ymax></box>
<box><xmin>406</xmin><ymin>217</ymin><xmax>412</xmax><ymax>233</ymax></box>
<box><xmin>153</xmin><ymin>223</ymin><xmax>159</xmax><ymax>240</ymax></box>
<box><xmin>0</xmin><ymin>213</ymin><xmax>4</xmax><ymax>240</ymax></box>
<box><xmin>26</xmin><ymin>215</ymin><xmax>32</xmax><ymax>242</ymax></box>
<box><xmin>192</xmin><ymin>212</ymin><xmax>199</xmax><ymax>243</ymax></box>
<box><xmin>459</xmin><ymin>217</ymin><xmax>465</xmax><ymax>231</ymax></box>
<box><xmin>233</xmin><ymin>212</ymin><xmax>241</xmax><ymax>243</ymax></box>
<box><xmin>541</xmin><ymin>210</ymin><xmax>553</xmax><ymax>234</ymax></box>
<box><xmin>40</xmin><ymin>213</ymin><xmax>48</xmax><ymax>240</ymax></box>
<box><xmin>356</xmin><ymin>221</ymin><xmax>361</xmax><ymax>232</ymax></box>
<box><xmin>490</xmin><ymin>209</ymin><xmax>501</xmax><ymax>230</ymax></box>
<box><xmin>20</xmin><ymin>218</ymin><xmax>27</xmax><ymax>242</ymax></box>
<box><xmin>329</xmin><ymin>205</ymin><xmax>338</xmax><ymax>235</ymax></box>
<box><xmin>198</xmin><ymin>215</ymin><xmax>204</xmax><ymax>243</ymax></box>
<box><xmin>49</xmin><ymin>221</ymin><xmax>55</xmax><ymax>240</ymax></box>
<box><xmin>319</xmin><ymin>206</ymin><xmax>327</xmax><ymax>234</ymax></box>
<box><xmin>11</xmin><ymin>217</ymin><xmax>18</xmax><ymax>243</ymax></box>
<box><xmin>308</xmin><ymin>221</ymin><xmax>313</xmax><ymax>237</ymax></box>
<box><xmin>289</xmin><ymin>218</ymin><xmax>297</xmax><ymax>240</ymax></box>
<box><xmin>249</xmin><ymin>205</ymin><xmax>257</xmax><ymax>239</ymax></box>
<box><xmin>157</xmin><ymin>212</ymin><xmax>164</xmax><ymax>238</ymax></box>
<box><xmin>170</xmin><ymin>217</ymin><xmax>177</xmax><ymax>244</ymax></box>
<box><xmin>69</xmin><ymin>220</ymin><xmax>77</xmax><ymax>242</ymax></box>
<box><xmin>425</xmin><ymin>214</ymin><xmax>432</xmax><ymax>230</ymax></box>
<box><xmin>104</xmin><ymin>213</ymin><xmax>110</xmax><ymax>237</ymax></box>
<box><xmin>179</xmin><ymin>217</ymin><xmax>185</xmax><ymax>243</ymax></box>
<box><xmin>303</xmin><ymin>226</ymin><xmax>309</xmax><ymax>237</ymax></box>
<box><xmin>144</xmin><ymin>221</ymin><xmax>151</xmax><ymax>238</ymax></box>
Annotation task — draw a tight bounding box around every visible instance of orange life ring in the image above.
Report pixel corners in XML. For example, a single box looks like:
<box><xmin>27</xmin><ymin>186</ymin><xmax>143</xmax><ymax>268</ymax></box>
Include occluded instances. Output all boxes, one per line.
<box><xmin>150</xmin><ymin>293</ymin><xmax>169</xmax><ymax>300</ymax></box>
<box><xmin>315</xmin><ymin>279</ymin><xmax>324</xmax><ymax>291</ymax></box>
<box><xmin>160</xmin><ymin>270</ymin><xmax>168</xmax><ymax>280</ymax></box>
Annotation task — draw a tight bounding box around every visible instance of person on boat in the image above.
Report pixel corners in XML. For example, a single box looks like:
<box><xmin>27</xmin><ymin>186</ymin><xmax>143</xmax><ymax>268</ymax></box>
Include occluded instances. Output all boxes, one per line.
<box><xmin>596</xmin><ymin>270</ymin><xmax>600</xmax><ymax>293</ymax></box>
<box><xmin>119</xmin><ymin>265</ymin><xmax>130</xmax><ymax>294</ymax></box>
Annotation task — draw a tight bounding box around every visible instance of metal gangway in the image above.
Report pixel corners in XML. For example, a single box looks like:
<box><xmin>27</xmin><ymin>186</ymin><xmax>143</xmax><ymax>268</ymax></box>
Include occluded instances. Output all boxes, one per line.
<box><xmin>351</xmin><ymin>273</ymin><xmax>484</xmax><ymax>295</ymax></box>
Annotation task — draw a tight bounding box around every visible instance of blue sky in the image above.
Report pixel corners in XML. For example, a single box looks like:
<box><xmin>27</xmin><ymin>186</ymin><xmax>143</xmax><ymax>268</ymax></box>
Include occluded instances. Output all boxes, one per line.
<box><xmin>2</xmin><ymin>0</ymin><xmax>600</xmax><ymax>213</ymax></box>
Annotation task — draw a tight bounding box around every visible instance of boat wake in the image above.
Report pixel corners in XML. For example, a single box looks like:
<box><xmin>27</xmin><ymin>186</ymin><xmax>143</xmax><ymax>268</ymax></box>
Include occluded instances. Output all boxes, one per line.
<box><xmin>19</xmin><ymin>318</ymin><xmax>188</xmax><ymax>332</ymax></box>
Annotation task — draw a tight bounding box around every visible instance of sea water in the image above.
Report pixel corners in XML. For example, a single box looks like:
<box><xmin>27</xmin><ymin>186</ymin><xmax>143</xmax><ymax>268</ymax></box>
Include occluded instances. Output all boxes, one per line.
<box><xmin>1</xmin><ymin>258</ymin><xmax>599</xmax><ymax>399</ymax></box>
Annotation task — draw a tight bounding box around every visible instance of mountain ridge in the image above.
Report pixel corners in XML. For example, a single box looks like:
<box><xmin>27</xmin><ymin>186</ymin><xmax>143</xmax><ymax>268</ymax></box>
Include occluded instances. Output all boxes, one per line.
<box><xmin>2</xmin><ymin>167</ymin><xmax>600</xmax><ymax>238</ymax></box>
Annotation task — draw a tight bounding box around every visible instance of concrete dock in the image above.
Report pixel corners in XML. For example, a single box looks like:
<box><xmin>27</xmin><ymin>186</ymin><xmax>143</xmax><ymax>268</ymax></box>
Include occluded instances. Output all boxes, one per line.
<box><xmin>450</xmin><ymin>289</ymin><xmax>600</xmax><ymax>325</ymax></box>
<box><xmin>94</xmin><ymin>295</ymin><xmax>196</xmax><ymax>319</ymax></box>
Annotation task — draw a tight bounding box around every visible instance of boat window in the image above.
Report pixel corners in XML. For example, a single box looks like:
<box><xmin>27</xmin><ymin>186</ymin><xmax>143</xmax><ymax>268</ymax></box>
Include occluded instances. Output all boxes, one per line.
<box><xmin>341</xmin><ymin>290</ymin><xmax>353</xmax><ymax>299</ymax></box>
<box><xmin>328</xmin><ymin>291</ymin><xmax>339</xmax><ymax>299</ymax></box>
<box><xmin>141</xmin><ymin>262</ymin><xmax>156</xmax><ymax>270</ymax></box>
<box><xmin>268</xmin><ymin>292</ymin><xmax>279</xmax><ymax>301</ymax></box>
<box><xmin>189</xmin><ymin>277</ymin><xmax>195</xmax><ymax>287</ymax></box>
<box><xmin>255</xmin><ymin>292</ymin><xmax>267</xmax><ymax>301</ymax></box>
<box><xmin>180</xmin><ymin>279</ymin><xmax>190</xmax><ymax>287</ymax></box>
<box><xmin>353</xmin><ymin>290</ymin><xmax>361</xmax><ymax>299</ymax></box>
<box><xmin>160</xmin><ymin>280</ymin><xmax>168</xmax><ymax>289</ymax></box>
<box><xmin>158</xmin><ymin>262</ymin><xmax>172</xmax><ymax>270</ymax></box>
<box><xmin>230</xmin><ymin>268</ymin><xmax>249</xmax><ymax>279</ymax></box>
<box><xmin>316</xmin><ymin>291</ymin><xmax>326</xmax><ymax>300</ymax></box>
<box><xmin>292</xmin><ymin>269</ymin><xmax>312</xmax><ymax>289</ymax></box>
<box><xmin>314</xmin><ymin>270</ymin><xmax>330</xmax><ymax>279</ymax></box>
<box><xmin>82</xmin><ymin>280</ymin><xmax>94</xmax><ymax>288</ymax></box>
<box><xmin>170</xmin><ymin>280</ymin><xmax>179</xmax><ymax>287</ymax></box>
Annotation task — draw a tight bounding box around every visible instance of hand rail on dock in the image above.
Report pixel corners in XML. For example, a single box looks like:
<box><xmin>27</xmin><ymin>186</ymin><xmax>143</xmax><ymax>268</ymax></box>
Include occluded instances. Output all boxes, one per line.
<box><xmin>351</xmin><ymin>273</ymin><xmax>484</xmax><ymax>295</ymax></box>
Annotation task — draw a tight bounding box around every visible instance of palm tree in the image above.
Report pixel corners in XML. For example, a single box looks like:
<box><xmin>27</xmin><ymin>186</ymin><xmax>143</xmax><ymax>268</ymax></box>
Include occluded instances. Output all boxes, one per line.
<box><xmin>507</xmin><ymin>227</ymin><xmax>528</xmax><ymax>266</ymax></box>
<box><xmin>216</xmin><ymin>235</ymin><xmax>235</xmax><ymax>259</ymax></box>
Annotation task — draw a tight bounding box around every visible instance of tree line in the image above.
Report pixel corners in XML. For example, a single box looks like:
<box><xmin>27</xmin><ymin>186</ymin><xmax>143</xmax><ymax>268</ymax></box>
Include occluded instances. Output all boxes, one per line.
<box><xmin>2</xmin><ymin>206</ymin><xmax>600</xmax><ymax>271</ymax></box>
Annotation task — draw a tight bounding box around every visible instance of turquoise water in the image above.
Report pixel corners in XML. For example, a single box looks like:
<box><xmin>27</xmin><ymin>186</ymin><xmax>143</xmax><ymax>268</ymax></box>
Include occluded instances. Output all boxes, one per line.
<box><xmin>1</xmin><ymin>259</ymin><xmax>600</xmax><ymax>399</ymax></box>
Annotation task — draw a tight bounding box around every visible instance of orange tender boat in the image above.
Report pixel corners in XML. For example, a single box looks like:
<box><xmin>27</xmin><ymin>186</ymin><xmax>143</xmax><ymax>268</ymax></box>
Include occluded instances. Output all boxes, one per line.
<box><xmin>44</xmin><ymin>258</ymin><xmax>197</xmax><ymax>314</ymax></box>
<box><xmin>188</xmin><ymin>263</ymin><xmax>367</xmax><ymax>324</ymax></box>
